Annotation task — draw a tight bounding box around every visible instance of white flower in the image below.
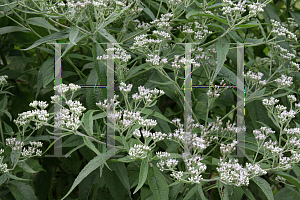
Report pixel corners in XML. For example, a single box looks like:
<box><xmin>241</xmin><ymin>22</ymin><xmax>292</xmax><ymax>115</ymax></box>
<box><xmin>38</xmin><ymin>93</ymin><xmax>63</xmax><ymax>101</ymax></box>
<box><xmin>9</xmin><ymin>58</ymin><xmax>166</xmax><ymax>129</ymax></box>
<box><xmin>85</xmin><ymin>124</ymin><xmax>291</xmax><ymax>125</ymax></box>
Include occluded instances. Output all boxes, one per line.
<box><xmin>217</xmin><ymin>158</ymin><xmax>249</xmax><ymax>186</ymax></box>
<box><xmin>262</xmin><ymin>97</ymin><xmax>279</xmax><ymax>106</ymax></box>
<box><xmin>275</xmin><ymin>75</ymin><xmax>293</xmax><ymax>88</ymax></box>
<box><xmin>0</xmin><ymin>75</ymin><xmax>8</xmax><ymax>87</ymax></box>
<box><xmin>245</xmin><ymin>163</ymin><xmax>267</xmax><ymax>176</ymax></box>
<box><xmin>156</xmin><ymin>151</ymin><xmax>171</xmax><ymax>159</ymax></box>
<box><xmin>248</xmin><ymin>2</ymin><xmax>266</xmax><ymax>16</ymax></box>
<box><xmin>287</xmin><ymin>95</ymin><xmax>297</xmax><ymax>103</ymax></box>
<box><xmin>69</xmin><ymin>83</ymin><xmax>81</xmax><ymax>92</ymax></box>
<box><xmin>170</xmin><ymin>171</ymin><xmax>184</xmax><ymax>181</ymax></box>
<box><xmin>270</xmin><ymin>19</ymin><xmax>297</xmax><ymax>41</ymax></box>
<box><xmin>128</xmin><ymin>144</ymin><xmax>151</xmax><ymax>159</ymax></box>
<box><xmin>119</xmin><ymin>82</ymin><xmax>133</xmax><ymax>93</ymax></box>
<box><xmin>54</xmin><ymin>84</ymin><xmax>69</xmax><ymax>94</ymax></box>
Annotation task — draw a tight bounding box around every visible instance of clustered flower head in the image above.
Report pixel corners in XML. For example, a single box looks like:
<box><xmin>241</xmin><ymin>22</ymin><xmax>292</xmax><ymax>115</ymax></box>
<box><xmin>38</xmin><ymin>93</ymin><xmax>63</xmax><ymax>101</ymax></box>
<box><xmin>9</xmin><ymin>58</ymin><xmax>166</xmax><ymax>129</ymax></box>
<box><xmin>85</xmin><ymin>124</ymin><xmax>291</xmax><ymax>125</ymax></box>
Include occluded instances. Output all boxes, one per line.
<box><xmin>262</xmin><ymin>97</ymin><xmax>279</xmax><ymax>106</ymax></box>
<box><xmin>133</xmin><ymin>20</ymin><xmax>152</xmax><ymax>30</ymax></box>
<box><xmin>270</xmin><ymin>19</ymin><xmax>297</xmax><ymax>41</ymax></box>
<box><xmin>178</xmin><ymin>22</ymin><xmax>212</xmax><ymax>42</ymax></box>
<box><xmin>206</xmin><ymin>80</ymin><xmax>227</xmax><ymax>99</ymax></box>
<box><xmin>150</xmin><ymin>13</ymin><xmax>173</xmax><ymax>30</ymax></box>
<box><xmin>0</xmin><ymin>75</ymin><xmax>8</xmax><ymax>87</ymax></box>
<box><xmin>0</xmin><ymin>148</ymin><xmax>8</xmax><ymax>173</ymax></box>
<box><xmin>247</xmin><ymin>2</ymin><xmax>266</xmax><ymax>16</ymax></box>
<box><xmin>245</xmin><ymin>70</ymin><xmax>267</xmax><ymax>86</ymax></box>
<box><xmin>263</xmin><ymin>139</ymin><xmax>283</xmax><ymax>155</ymax></box>
<box><xmin>221</xmin><ymin>0</ymin><xmax>247</xmax><ymax>16</ymax></box>
<box><xmin>96</xmin><ymin>95</ymin><xmax>120</xmax><ymax>111</ymax></box>
<box><xmin>131</xmin><ymin>85</ymin><xmax>165</xmax><ymax>104</ymax></box>
<box><xmin>130</xmin><ymin>34</ymin><xmax>162</xmax><ymax>53</ymax></box>
<box><xmin>272</xmin><ymin>44</ymin><xmax>296</xmax><ymax>61</ymax></box>
<box><xmin>128</xmin><ymin>144</ymin><xmax>151</xmax><ymax>160</ymax></box>
<box><xmin>21</xmin><ymin>141</ymin><xmax>43</xmax><ymax>157</ymax></box>
<box><xmin>253</xmin><ymin>127</ymin><xmax>275</xmax><ymax>142</ymax></box>
<box><xmin>146</xmin><ymin>54</ymin><xmax>168</xmax><ymax>69</ymax></box>
<box><xmin>217</xmin><ymin>158</ymin><xmax>249</xmax><ymax>186</ymax></box>
<box><xmin>97</xmin><ymin>47</ymin><xmax>131</xmax><ymax>64</ymax></box>
<box><xmin>290</xmin><ymin>61</ymin><xmax>300</xmax><ymax>72</ymax></box>
<box><xmin>220</xmin><ymin>140</ymin><xmax>238</xmax><ymax>156</ymax></box>
<box><xmin>14</xmin><ymin>101</ymin><xmax>50</xmax><ymax>129</ymax></box>
<box><xmin>152</xmin><ymin>30</ymin><xmax>172</xmax><ymax>40</ymax></box>
<box><xmin>184</xmin><ymin>155</ymin><xmax>207</xmax><ymax>184</ymax></box>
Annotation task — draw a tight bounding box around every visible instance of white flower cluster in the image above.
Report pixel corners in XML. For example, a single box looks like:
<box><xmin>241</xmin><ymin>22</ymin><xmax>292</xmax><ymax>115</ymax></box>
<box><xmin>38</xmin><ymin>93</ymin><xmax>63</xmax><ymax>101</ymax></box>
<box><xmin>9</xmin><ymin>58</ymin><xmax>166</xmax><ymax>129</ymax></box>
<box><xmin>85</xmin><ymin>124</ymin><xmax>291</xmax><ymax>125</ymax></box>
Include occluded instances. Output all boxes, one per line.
<box><xmin>217</xmin><ymin>158</ymin><xmax>249</xmax><ymax>186</ymax></box>
<box><xmin>245</xmin><ymin>163</ymin><xmax>267</xmax><ymax>177</ymax></box>
<box><xmin>0</xmin><ymin>163</ymin><xmax>8</xmax><ymax>173</ymax></box>
<box><xmin>132</xmin><ymin>86</ymin><xmax>165</xmax><ymax>103</ymax></box>
<box><xmin>288</xmin><ymin>137</ymin><xmax>300</xmax><ymax>149</ymax></box>
<box><xmin>270</xmin><ymin>19</ymin><xmax>297</xmax><ymax>41</ymax></box>
<box><xmin>6</xmin><ymin>138</ymin><xmax>24</xmax><ymax>151</ymax></box>
<box><xmin>153</xmin><ymin>30</ymin><xmax>172</xmax><ymax>40</ymax></box>
<box><xmin>221</xmin><ymin>0</ymin><xmax>247</xmax><ymax>16</ymax></box>
<box><xmin>119</xmin><ymin>82</ymin><xmax>133</xmax><ymax>93</ymax></box>
<box><xmin>96</xmin><ymin>95</ymin><xmax>120</xmax><ymax>111</ymax></box>
<box><xmin>290</xmin><ymin>61</ymin><xmax>300</xmax><ymax>72</ymax></box>
<box><xmin>284</xmin><ymin>127</ymin><xmax>300</xmax><ymax>135</ymax></box>
<box><xmin>146</xmin><ymin>54</ymin><xmax>168</xmax><ymax>69</ymax></box>
<box><xmin>245</xmin><ymin>70</ymin><xmax>267</xmax><ymax>86</ymax></box>
<box><xmin>150</xmin><ymin>13</ymin><xmax>173</xmax><ymax>29</ymax></box>
<box><xmin>290</xmin><ymin>150</ymin><xmax>300</xmax><ymax>163</ymax></box>
<box><xmin>247</xmin><ymin>2</ymin><xmax>265</xmax><ymax>16</ymax></box>
<box><xmin>128</xmin><ymin>144</ymin><xmax>151</xmax><ymax>160</ymax></box>
<box><xmin>278</xmin><ymin>155</ymin><xmax>292</xmax><ymax>169</ymax></box>
<box><xmin>21</xmin><ymin>145</ymin><xmax>43</xmax><ymax>157</ymax></box>
<box><xmin>263</xmin><ymin>139</ymin><xmax>283</xmax><ymax>155</ymax></box>
<box><xmin>133</xmin><ymin>20</ymin><xmax>152</xmax><ymax>30</ymax></box>
<box><xmin>220</xmin><ymin>140</ymin><xmax>238</xmax><ymax>156</ymax></box>
<box><xmin>0</xmin><ymin>75</ymin><xmax>8</xmax><ymax>87</ymax></box>
<box><xmin>54</xmin><ymin>83</ymin><xmax>81</xmax><ymax>94</ymax></box>
<box><xmin>97</xmin><ymin>47</ymin><xmax>131</xmax><ymax>64</ymax></box>
<box><xmin>253</xmin><ymin>127</ymin><xmax>275</xmax><ymax>142</ymax></box>
<box><xmin>54</xmin><ymin>108</ymin><xmax>82</xmax><ymax>131</ymax></box>
<box><xmin>157</xmin><ymin>158</ymin><xmax>178</xmax><ymax>171</ymax></box>
<box><xmin>29</xmin><ymin>101</ymin><xmax>49</xmax><ymax>110</ymax></box>
<box><xmin>184</xmin><ymin>155</ymin><xmax>207</xmax><ymax>184</ymax></box>
<box><xmin>130</xmin><ymin>34</ymin><xmax>162</xmax><ymax>51</ymax></box>
<box><xmin>170</xmin><ymin>171</ymin><xmax>184</xmax><ymax>181</ymax></box>
<box><xmin>178</xmin><ymin>22</ymin><xmax>212</xmax><ymax>42</ymax></box>
<box><xmin>14</xmin><ymin>103</ymin><xmax>50</xmax><ymax>129</ymax></box>
<box><xmin>262</xmin><ymin>97</ymin><xmax>279</xmax><ymax>106</ymax></box>
<box><xmin>206</xmin><ymin>80</ymin><xmax>227</xmax><ymax>99</ymax></box>
<box><xmin>288</xmin><ymin>95</ymin><xmax>297</xmax><ymax>103</ymax></box>
<box><xmin>272</xmin><ymin>44</ymin><xmax>296</xmax><ymax>61</ymax></box>
<box><xmin>65</xmin><ymin>100</ymin><xmax>86</xmax><ymax>116</ymax></box>
<box><xmin>171</xmin><ymin>55</ymin><xmax>186</xmax><ymax>70</ymax></box>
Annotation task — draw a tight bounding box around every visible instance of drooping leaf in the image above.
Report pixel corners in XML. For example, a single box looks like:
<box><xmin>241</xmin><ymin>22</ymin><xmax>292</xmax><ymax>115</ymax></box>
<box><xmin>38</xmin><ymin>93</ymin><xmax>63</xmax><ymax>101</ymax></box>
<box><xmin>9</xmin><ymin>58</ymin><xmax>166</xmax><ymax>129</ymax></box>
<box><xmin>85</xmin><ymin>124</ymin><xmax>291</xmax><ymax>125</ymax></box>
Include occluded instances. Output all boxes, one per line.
<box><xmin>26</xmin><ymin>17</ymin><xmax>59</xmax><ymax>32</ymax></box>
<box><xmin>133</xmin><ymin>157</ymin><xmax>149</xmax><ymax>194</ymax></box>
<box><xmin>7</xmin><ymin>180</ymin><xmax>38</xmax><ymax>200</ymax></box>
<box><xmin>252</xmin><ymin>176</ymin><xmax>274</xmax><ymax>200</ymax></box>
<box><xmin>148</xmin><ymin>166</ymin><xmax>169</xmax><ymax>200</ymax></box>
<box><xmin>0</xmin><ymin>26</ymin><xmax>29</xmax><ymax>35</ymax></box>
<box><xmin>61</xmin><ymin>148</ymin><xmax>120</xmax><ymax>200</ymax></box>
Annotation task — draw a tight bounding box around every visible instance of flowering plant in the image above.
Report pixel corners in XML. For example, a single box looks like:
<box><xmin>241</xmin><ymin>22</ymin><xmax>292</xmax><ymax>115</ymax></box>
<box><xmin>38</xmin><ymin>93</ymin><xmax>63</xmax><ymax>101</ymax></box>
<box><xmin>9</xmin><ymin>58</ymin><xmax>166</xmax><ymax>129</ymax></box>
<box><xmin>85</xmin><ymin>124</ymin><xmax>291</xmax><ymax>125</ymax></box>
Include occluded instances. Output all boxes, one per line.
<box><xmin>1</xmin><ymin>0</ymin><xmax>300</xmax><ymax>199</ymax></box>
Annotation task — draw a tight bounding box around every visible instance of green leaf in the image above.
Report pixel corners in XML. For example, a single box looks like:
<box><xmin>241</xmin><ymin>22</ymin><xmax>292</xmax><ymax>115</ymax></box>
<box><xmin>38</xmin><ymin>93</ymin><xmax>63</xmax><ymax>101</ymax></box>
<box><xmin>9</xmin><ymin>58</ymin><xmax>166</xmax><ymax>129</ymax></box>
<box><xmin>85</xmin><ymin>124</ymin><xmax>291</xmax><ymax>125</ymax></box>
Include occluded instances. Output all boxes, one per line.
<box><xmin>78</xmin><ymin>171</ymin><xmax>97</xmax><ymax>200</ymax></box>
<box><xmin>197</xmin><ymin>182</ymin><xmax>207</xmax><ymax>200</ymax></box>
<box><xmin>212</xmin><ymin>37</ymin><xmax>229</xmax><ymax>82</ymax></box>
<box><xmin>98</xmin><ymin>28</ymin><xmax>122</xmax><ymax>49</ymax></box>
<box><xmin>139</xmin><ymin>1</ymin><xmax>156</xmax><ymax>20</ymax></box>
<box><xmin>92</xmin><ymin>112</ymin><xmax>106</xmax><ymax>120</ymax></box>
<box><xmin>69</xmin><ymin>26</ymin><xmax>79</xmax><ymax>45</ymax></box>
<box><xmin>7</xmin><ymin>181</ymin><xmax>37</xmax><ymax>200</ymax></box>
<box><xmin>83</xmin><ymin>137</ymin><xmax>101</xmax><ymax>156</ymax></box>
<box><xmin>148</xmin><ymin>166</ymin><xmax>169</xmax><ymax>200</ymax></box>
<box><xmin>61</xmin><ymin>148</ymin><xmax>120</xmax><ymax>200</ymax></box>
<box><xmin>290</xmin><ymin>11</ymin><xmax>300</xmax><ymax>27</ymax></box>
<box><xmin>18</xmin><ymin>160</ymin><xmax>38</xmax><ymax>173</ymax></box>
<box><xmin>169</xmin><ymin>182</ymin><xmax>183</xmax><ymax>200</ymax></box>
<box><xmin>26</xmin><ymin>17</ymin><xmax>59</xmax><ymax>32</ymax></box>
<box><xmin>110</xmin><ymin>162</ymin><xmax>132</xmax><ymax>197</ymax></box>
<box><xmin>0</xmin><ymin>26</ymin><xmax>29</xmax><ymax>35</ymax></box>
<box><xmin>275</xmin><ymin>171</ymin><xmax>300</xmax><ymax>189</ymax></box>
<box><xmin>5</xmin><ymin>173</ymin><xmax>30</xmax><ymax>181</ymax></box>
<box><xmin>0</xmin><ymin>174</ymin><xmax>7</xmax><ymax>186</ymax></box>
<box><xmin>186</xmin><ymin>11</ymin><xmax>228</xmax><ymax>24</ymax></box>
<box><xmin>149</xmin><ymin>80</ymin><xmax>174</xmax><ymax>86</ymax></box>
<box><xmin>133</xmin><ymin>158</ymin><xmax>149</xmax><ymax>194</ymax></box>
<box><xmin>252</xmin><ymin>176</ymin><xmax>274</xmax><ymax>200</ymax></box>
<box><xmin>242</xmin><ymin>187</ymin><xmax>256</xmax><ymax>200</ymax></box>
<box><xmin>83</xmin><ymin>110</ymin><xmax>97</xmax><ymax>136</ymax></box>
<box><xmin>22</xmin><ymin>31</ymin><xmax>69</xmax><ymax>50</ymax></box>
<box><xmin>183</xmin><ymin>185</ymin><xmax>197</xmax><ymax>200</ymax></box>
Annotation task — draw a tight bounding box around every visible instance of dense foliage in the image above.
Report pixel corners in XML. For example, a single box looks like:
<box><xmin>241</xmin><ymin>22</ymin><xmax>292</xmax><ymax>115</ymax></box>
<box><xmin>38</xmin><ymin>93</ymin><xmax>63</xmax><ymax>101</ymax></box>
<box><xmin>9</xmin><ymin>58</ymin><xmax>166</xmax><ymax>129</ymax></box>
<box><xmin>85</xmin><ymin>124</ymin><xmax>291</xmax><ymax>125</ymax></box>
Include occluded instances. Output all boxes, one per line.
<box><xmin>0</xmin><ymin>0</ymin><xmax>300</xmax><ymax>199</ymax></box>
